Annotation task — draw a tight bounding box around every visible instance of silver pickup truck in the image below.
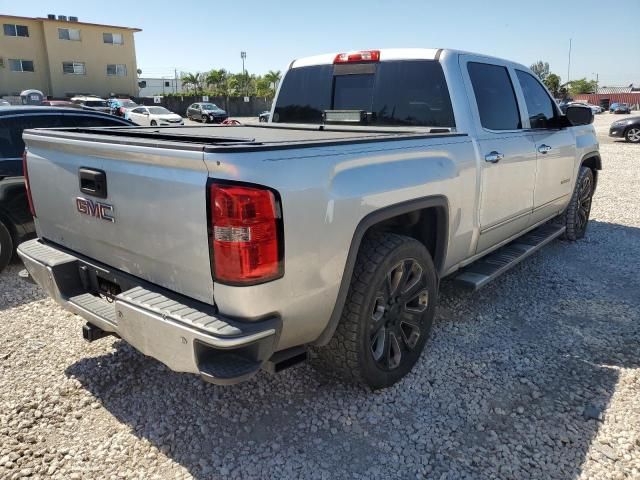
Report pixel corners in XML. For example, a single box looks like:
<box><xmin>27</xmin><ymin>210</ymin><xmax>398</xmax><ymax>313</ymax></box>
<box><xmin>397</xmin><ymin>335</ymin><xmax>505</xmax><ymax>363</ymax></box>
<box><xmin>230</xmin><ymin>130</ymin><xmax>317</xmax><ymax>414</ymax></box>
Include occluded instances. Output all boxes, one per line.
<box><xmin>18</xmin><ymin>48</ymin><xmax>600</xmax><ymax>389</ymax></box>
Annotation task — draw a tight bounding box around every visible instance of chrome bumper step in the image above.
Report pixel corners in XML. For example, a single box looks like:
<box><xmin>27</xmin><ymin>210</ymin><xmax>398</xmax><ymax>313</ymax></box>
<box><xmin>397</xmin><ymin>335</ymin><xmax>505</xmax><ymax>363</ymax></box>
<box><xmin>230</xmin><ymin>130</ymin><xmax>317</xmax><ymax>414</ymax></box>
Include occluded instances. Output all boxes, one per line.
<box><xmin>453</xmin><ymin>223</ymin><xmax>565</xmax><ymax>291</ymax></box>
<box><xmin>17</xmin><ymin>239</ymin><xmax>280</xmax><ymax>385</ymax></box>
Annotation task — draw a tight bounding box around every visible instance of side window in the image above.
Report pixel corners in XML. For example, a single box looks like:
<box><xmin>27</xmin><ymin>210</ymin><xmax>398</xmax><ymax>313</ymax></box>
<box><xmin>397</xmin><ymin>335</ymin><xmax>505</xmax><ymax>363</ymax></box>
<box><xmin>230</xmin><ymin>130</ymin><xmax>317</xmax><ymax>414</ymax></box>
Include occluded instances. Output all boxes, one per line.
<box><xmin>0</xmin><ymin>119</ymin><xmax>22</xmax><ymax>158</ymax></box>
<box><xmin>516</xmin><ymin>70</ymin><xmax>557</xmax><ymax>129</ymax></box>
<box><xmin>0</xmin><ymin>115</ymin><xmax>63</xmax><ymax>158</ymax></box>
<box><xmin>61</xmin><ymin>115</ymin><xmax>131</xmax><ymax>128</ymax></box>
<box><xmin>467</xmin><ymin>62</ymin><xmax>521</xmax><ymax>131</ymax></box>
<box><xmin>131</xmin><ymin>107</ymin><xmax>144</xmax><ymax>114</ymax></box>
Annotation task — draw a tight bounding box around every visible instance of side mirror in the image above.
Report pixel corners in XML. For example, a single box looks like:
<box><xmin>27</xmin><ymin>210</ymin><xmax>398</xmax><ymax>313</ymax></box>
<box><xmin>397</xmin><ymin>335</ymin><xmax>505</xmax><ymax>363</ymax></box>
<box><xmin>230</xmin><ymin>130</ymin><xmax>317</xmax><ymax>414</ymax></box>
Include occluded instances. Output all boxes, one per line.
<box><xmin>565</xmin><ymin>105</ymin><xmax>593</xmax><ymax>126</ymax></box>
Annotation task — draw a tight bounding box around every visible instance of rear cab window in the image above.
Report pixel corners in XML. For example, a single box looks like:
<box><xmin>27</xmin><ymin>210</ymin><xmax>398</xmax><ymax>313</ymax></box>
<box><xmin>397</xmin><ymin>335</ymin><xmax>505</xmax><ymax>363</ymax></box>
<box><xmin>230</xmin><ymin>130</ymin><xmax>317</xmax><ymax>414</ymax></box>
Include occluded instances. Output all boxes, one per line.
<box><xmin>273</xmin><ymin>60</ymin><xmax>455</xmax><ymax>128</ymax></box>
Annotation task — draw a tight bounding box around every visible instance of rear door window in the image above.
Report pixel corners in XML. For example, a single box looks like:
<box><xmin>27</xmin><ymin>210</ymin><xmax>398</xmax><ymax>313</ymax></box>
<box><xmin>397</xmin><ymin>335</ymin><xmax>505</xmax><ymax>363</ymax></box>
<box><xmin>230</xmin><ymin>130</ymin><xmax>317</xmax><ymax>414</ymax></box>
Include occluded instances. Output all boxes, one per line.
<box><xmin>467</xmin><ymin>62</ymin><xmax>521</xmax><ymax>131</ymax></box>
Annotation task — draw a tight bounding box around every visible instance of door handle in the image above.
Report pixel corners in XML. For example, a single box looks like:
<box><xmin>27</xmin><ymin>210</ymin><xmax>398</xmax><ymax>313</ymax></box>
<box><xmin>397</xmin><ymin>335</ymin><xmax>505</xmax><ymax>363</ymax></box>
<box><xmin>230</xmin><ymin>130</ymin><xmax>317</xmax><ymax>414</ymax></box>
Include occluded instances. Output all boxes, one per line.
<box><xmin>485</xmin><ymin>151</ymin><xmax>504</xmax><ymax>163</ymax></box>
<box><xmin>537</xmin><ymin>144</ymin><xmax>552</xmax><ymax>154</ymax></box>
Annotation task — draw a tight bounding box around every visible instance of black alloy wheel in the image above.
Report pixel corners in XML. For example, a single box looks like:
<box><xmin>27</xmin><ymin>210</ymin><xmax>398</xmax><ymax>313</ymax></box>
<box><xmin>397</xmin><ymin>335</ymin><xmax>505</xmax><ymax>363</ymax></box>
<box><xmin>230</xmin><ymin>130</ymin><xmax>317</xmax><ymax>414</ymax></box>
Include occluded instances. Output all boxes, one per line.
<box><xmin>369</xmin><ymin>259</ymin><xmax>430</xmax><ymax>371</ymax></box>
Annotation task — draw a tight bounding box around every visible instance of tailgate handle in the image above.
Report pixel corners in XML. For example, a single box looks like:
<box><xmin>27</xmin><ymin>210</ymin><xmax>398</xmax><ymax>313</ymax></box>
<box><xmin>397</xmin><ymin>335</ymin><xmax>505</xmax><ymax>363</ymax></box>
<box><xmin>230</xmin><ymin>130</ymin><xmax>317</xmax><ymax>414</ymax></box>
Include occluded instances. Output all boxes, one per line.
<box><xmin>78</xmin><ymin>168</ymin><xmax>108</xmax><ymax>199</ymax></box>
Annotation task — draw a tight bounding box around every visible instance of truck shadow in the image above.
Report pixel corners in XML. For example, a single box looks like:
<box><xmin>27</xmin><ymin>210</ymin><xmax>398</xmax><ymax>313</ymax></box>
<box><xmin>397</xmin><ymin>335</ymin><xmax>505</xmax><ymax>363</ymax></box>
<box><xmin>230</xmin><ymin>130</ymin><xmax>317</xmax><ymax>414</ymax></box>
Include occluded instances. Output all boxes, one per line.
<box><xmin>0</xmin><ymin>261</ymin><xmax>47</xmax><ymax>312</ymax></box>
<box><xmin>65</xmin><ymin>219</ymin><xmax>639</xmax><ymax>479</ymax></box>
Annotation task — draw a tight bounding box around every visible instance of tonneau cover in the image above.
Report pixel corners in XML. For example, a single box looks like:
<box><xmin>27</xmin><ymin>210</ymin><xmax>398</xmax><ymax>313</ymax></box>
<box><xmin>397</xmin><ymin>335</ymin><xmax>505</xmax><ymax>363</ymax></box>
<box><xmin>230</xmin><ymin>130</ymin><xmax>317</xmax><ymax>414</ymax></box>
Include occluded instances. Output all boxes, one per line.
<box><xmin>25</xmin><ymin>124</ymin><xmax>463</xmax><ymax>153</ymax></box>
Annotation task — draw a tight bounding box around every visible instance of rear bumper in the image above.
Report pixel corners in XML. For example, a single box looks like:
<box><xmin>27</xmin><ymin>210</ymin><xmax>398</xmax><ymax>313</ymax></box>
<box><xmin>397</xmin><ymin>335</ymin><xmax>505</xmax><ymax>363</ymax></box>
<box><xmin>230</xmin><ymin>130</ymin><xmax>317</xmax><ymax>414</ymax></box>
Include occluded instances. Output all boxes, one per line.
<box><xmin>17</xmin><ymin>239</ymin><xmax>280</xmax><ymax>385</ymax></box>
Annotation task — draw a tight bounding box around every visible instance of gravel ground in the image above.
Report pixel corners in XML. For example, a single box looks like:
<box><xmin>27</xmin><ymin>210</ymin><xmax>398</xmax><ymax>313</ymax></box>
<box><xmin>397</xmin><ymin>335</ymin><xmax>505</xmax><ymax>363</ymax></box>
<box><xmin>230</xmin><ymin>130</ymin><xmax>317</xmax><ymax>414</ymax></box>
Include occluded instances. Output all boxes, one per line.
<box><xmin>1</xmin><ymin>139</ymin><xmax>639</xmax><ymax>479</ymax></box>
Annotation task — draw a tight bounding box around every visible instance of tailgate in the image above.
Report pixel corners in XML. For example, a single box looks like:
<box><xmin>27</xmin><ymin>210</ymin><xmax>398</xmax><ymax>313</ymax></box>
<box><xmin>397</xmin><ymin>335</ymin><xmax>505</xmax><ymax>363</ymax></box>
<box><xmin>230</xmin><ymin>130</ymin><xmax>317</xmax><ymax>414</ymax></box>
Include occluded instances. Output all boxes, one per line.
<box><xmin>23</xmin><ymin>131</ymin><xmax>214</xmax><ymax>305</ymax></box>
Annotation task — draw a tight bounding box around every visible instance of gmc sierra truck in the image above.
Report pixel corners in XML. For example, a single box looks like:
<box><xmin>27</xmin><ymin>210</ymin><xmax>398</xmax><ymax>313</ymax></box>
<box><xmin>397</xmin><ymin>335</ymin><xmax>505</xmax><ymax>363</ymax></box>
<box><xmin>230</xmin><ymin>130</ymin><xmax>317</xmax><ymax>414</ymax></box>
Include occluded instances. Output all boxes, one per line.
<box><xmin>18</xmin><ymin>49</ymin><xmax>600</xmax><ymax>389</ymax></box>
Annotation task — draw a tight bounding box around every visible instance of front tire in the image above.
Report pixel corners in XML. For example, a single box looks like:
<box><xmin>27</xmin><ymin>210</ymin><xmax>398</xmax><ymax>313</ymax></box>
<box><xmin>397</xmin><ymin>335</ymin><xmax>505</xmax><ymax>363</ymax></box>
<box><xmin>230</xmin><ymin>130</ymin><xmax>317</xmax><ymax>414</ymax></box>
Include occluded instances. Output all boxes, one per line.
<box><xmin>625</xmin><ymin>127</ymin><xmax>640</xmax><ymax>143</ymax></box>
<box><xmin>314</xmin><ymin>232</ymin><xmax>438</xmax><ymax>389</ymax></box>
<box><xmin>150</xmin><ymin>120</ymin><xmax>157</xmax><ymax>126</ymax></box>
<box><xmin>0</xmin><ymin>220</ymin><xmax>14</xmax><ymax>273</ymax></box>
<box><xmin>563</xmin><ymin>166</ymin><xmax>594</xmax><ymax>241</ymax></box>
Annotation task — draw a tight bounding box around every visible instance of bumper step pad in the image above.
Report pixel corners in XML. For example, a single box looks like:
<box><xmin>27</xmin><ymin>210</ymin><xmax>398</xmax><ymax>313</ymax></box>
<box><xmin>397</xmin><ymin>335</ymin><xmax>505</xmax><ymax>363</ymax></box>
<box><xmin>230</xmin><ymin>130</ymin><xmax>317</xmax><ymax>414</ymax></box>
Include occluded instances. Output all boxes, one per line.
<box><xmin>17</xmin><ymin>239</ymin><xmax>280</xmax><ymax>385</ymax></box>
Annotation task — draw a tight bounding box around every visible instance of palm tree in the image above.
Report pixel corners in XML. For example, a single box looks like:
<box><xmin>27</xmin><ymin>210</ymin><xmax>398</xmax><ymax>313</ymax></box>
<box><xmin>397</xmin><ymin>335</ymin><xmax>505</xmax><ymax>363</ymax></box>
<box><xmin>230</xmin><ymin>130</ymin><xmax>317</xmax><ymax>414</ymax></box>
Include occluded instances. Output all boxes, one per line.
<box><xmin>205</xmin><ymin>69</ymin><xmax>228</xmax><ymax>95</ymax></box>
<box><xmin>264</xmin><ymin>70</ymin><xmax>281</xmax><ymax>92</ymax></box>
<box><xmin>181</xmin><ymin>72</ymin><xmax>203</xmax><ymax>93</ymax></box>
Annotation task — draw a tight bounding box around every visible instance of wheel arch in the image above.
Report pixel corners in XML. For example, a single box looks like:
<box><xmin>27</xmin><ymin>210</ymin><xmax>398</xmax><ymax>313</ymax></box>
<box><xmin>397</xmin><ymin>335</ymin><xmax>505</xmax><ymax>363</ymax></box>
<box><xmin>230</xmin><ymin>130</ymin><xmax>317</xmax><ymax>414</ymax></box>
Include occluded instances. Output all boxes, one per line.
<box><xmin>581</xmin><ymin>151</ymin><xmax>602</xmax><ymax>190</ymax></box>
<box><xmin>581</xmin><ymin>151</ymin><xmax>601</xmax><ymax>171</ymax></box>
<box><xmin>313</xmin><ymin>195</ymin><xmax>449</xmax><ymax>346</ymax></box>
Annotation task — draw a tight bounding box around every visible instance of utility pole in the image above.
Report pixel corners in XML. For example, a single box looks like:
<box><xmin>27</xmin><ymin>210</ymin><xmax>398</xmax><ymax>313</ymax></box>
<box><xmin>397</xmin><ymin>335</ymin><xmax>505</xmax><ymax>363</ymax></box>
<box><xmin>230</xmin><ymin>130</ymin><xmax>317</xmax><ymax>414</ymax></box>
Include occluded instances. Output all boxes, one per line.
<box><xmin>567</xmin><ymin>38</ymin><xmax>572</xmax><ymax>85</ymax></box>
<box><xmin>174</xmin><ymin>68</ymin><xmax>178</xmax><ymax>94</ymax></box>
<box><xmin>240</xmin><ymin>51</ymin><xmax>247</xmax><ymax>96</ymax></box>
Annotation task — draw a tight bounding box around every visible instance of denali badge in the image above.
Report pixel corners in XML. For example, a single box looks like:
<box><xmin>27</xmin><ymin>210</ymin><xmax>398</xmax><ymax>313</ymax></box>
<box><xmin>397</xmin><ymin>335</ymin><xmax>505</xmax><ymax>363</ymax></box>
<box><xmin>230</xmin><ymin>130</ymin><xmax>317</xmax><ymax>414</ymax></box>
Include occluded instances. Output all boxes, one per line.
<box><xmin>75</xmin><ymin>197</ymin><xmax>115</xmax><ymax>223</ymax></box>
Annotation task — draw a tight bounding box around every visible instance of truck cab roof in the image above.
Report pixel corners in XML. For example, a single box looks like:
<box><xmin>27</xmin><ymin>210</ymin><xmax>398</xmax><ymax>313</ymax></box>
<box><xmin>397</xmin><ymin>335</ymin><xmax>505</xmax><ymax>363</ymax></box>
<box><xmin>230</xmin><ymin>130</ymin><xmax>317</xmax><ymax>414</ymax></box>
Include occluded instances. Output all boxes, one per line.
<box><xmin>290</xmin><ymin>48</ymin><xmax>529</xmax><ymax>71</ymax></box>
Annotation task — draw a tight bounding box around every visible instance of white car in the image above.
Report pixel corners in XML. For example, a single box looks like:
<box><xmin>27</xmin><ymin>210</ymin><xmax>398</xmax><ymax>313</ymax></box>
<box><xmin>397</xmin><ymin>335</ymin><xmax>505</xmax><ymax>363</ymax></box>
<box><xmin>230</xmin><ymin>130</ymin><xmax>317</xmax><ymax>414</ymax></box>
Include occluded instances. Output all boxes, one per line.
<box><xmin>128</xmin><ymin>106</ymin><xmax>184</xmax><ymax>126</ymax></box>
<box><xmin>571</xmin><ymin>102</ymin><xmax>602</xmax><ymax>114</ymax></box>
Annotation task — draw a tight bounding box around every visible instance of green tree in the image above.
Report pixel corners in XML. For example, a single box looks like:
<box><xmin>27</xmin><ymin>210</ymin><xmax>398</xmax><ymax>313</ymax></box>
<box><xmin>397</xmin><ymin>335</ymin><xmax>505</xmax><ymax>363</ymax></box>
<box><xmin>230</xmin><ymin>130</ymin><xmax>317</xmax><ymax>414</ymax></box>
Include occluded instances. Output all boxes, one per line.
<box><xmin>530</xmin><ymin>61</ymin><xmax>550</xmax><ymax>81</ymax></box>
<box><xmin>264</xmin><ymin>70</ymin><xmax>281</xmax><ymax>90</ymax></box>
<box><xmin>568</xmin><ymin>78</ymin><xmax>597</xmax><ymax>95</ymax></box>
<box><xmin>544</xmin><ymin>73</ymin><xmax>561</xmax><ymax>97</ymax></box>
<box><xmin>180</xmin><ymin>72</ymin><xmax>203</xmax><ymax>93</ymax></box>
<box><xmin>255</xmin><ymin>77</ymin><xmax>273</xmax><ymax>98</ymax></box>
<box><xmin>205</xmin><ymin>69</ymin><xmax>229</xmax><ymax>95</ymax></box>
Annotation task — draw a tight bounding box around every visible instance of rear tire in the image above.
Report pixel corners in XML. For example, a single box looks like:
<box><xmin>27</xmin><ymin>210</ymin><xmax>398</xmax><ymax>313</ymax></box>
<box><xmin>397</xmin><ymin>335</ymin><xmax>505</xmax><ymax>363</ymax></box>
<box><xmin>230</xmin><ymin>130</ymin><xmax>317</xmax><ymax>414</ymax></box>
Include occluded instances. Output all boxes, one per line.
<box><xmin>625</xmin><ymin>127</ymin><xmax>640</xmax><ymax>143</ymax></box>
<box><xmin>313</xmin><ymin>232</ymin><xmax>438</xmax><ymax>389</ymax></box>
<box><xmin>150</xmin><ymin>120</ymin><xmax>157</xmax><ymax>126</ymax></box>
<box><xmin>0</xmin><ymin>220</ymin><xmax>13</xmax><ymax>273</ymax></box>
<box><xmin>562</xmin><ymin>166</ymin><xmax>594</xmax><ymax>241</ymax></box>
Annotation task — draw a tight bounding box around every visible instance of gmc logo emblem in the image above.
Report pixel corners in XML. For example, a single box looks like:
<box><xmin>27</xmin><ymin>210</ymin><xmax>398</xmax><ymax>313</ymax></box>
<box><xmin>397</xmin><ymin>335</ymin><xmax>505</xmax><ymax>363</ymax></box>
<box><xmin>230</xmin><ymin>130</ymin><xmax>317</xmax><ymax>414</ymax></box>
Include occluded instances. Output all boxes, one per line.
<box><xmin>75</xmin><ymin>197</ymin><xmax>115</xmax><ymax>223</ymax></box>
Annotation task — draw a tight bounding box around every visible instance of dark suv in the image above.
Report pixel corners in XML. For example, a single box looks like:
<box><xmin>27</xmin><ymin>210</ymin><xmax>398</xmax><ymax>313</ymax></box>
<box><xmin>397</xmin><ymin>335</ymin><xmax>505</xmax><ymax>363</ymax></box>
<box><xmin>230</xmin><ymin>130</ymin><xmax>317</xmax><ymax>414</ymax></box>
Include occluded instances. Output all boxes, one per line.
<box><xmin>0</xmin><ymin>107</ymin><xmax>134</xmax><ymax>271</ymax></box>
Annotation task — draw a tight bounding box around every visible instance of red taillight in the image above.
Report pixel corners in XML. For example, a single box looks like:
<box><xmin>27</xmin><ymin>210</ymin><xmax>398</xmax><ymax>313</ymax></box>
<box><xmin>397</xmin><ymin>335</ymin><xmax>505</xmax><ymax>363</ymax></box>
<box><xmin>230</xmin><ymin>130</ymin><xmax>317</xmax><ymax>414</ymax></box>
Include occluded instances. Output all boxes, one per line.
<box><xmin>209</xmin><ymin>183</ymin><xmax>282</xmax><ymax>285</ymax></box>
<box><xmin>22</xmin><ymin>151</ymin><xmax>36</xmax><ymax>217</ymax></box>
<box><xmin>334</xmin><ymin>50</ymin><xmax>380</xmax><ymax>64</ymax></box>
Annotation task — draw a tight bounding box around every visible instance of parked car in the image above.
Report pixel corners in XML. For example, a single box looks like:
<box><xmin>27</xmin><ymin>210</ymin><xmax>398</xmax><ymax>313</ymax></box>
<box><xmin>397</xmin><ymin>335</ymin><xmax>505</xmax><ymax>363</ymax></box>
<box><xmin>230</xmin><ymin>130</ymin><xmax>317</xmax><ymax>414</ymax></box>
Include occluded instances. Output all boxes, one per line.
<box><xmin>612</xmin><ymin>103</ymin><xmax>631</xmax><ymax>114</ymax></box>
<box><xmin>127</xmin><ymin>106</ymin><xmax>184</xmax><ymax>126</ymax></box>
<box><xmin>70</xmin><ymin>96</ymin><xmax>111</xmax><ymax>114</ymax></box>
<box><xmin>609</xmin><ymin>116</ymin><xmax>640</xmax><ymax>143</ymax></box>
<box><xmin>258</xmin><ymin>111</ymin><xmax>270</xmax><ymax>122</ymax></box>
<box><xmin>186</xmin><ymin>103</ymin><xmax>228</xmax><ymax>123</ymax></box>
<box><xmin>585</xmin><ymin>103</ymin><xmax>602</xmax><ymax>114</ymax></box>
<box><xmin>19</xmin><ymin>48</ymin><xmax>599</xmax><ymax>389</ymax></box>
<box><xmin>0</xmin><ymin>99</ymin><xmax>11</xmax><ymax>107</ymax></box>
<box><xmin>40</xmin><ymin>100</ymin><xmax>81</xmax><ymax>108</ymax></box>
<box><xmin>108</xmin><ymin>98</ymin><xmax>138</xmax><ymax>117</ymax></box>
<box><xmin>558</xmin><ymin>101</ymin><xmax>595</xmax><ymax>115</ymax></box>
<box><xmin>0</xmin><ymin>106</ymin><xmax>134</xmax><ymax>272</ymax></box>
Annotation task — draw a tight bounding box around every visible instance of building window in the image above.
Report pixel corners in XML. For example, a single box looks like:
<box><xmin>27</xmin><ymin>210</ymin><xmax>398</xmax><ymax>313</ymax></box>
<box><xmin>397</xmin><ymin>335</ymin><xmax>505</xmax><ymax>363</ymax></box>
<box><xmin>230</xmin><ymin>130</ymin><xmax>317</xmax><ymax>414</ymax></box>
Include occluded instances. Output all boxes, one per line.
<box><xmin>58</xmin><ymin>28</ymin><xmax>81</xmax><ymax>41</ymax></box>
<box><xmin>9</xmin><ymin>59</ymin><xmax>34</xmax><ymax>72</ymax></box>
<box><xmin>3</xmin><ymin>24</ymin><xmax>29</xmax><ymax>37</ymax></box>
<box><xmin>103</xmin><ymin>32</ymin><xmax>123</xmax><ymax>45</ymax></box>
<box><xmin>63</xmin><ymin>62</ymin><xmax>86</xmax><ymax>75</ymax></box>
<box><xmin>106</xmin><ymin>64</ymin><xmax>127</xmax><ymax>76</ymax></box>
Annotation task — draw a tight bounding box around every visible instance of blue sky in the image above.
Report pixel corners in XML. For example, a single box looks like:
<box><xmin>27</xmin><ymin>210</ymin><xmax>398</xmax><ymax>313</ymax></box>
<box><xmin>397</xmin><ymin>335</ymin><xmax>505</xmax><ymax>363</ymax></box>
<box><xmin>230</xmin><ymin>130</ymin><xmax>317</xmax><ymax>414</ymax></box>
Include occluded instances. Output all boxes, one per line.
<box><xmin>4</xmin><ymin>0</ymin><xmax>639</xmax><ymax>85</ymax></box>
